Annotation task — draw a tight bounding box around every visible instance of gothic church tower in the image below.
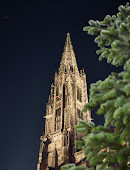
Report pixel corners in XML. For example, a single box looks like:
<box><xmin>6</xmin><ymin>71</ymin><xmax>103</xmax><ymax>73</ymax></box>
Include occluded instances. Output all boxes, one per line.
<box><xmin>37</xmin><ymin>33</ymin><xmax>91</xmax><ymax>170</ymax></box>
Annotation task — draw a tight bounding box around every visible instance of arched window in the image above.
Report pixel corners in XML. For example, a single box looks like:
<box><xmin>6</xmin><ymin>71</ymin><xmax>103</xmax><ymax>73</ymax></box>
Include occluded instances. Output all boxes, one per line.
<box><xmin>55</xmin><ymin>108</ymin><xmax>61</xmax><ymax>131</ymax></box>
<box><xmin>65</xmin><ymin>67</ymin><xmax>67</xmax><ymax>73</ymax></box>
<box><xmin>56</xmin><ymin>108</ymin><xmax>61</xmax><ymax>117</ymax></box>
<box><xmin>56</xmin><ymin>86</ymin><xmax>59</xmax><ymax>96</ymax></box>
<box><xmin>77</xmin><ymin>109</ymin><xmax>83</xmax><ymax>119</ymax></box>
<box><xmin>70</xmin><ymin>66</ymin><xmax>73</xmax><ymax>72</ymax></box>
<box><xmin>77</xmin><ymin>87</ymin><xmax>82</xmax><ymax>102</ymax></box>
<box><xmin>67</xmin><ymin>131</ymin><xmax>69</xmax><ymax>145</ymax></box>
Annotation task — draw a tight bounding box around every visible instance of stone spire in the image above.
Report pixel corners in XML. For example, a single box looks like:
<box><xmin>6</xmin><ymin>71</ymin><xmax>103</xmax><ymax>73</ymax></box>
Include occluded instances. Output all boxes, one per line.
<box><xmin>37</xmin><ymin>34</ymin><xmax>90</xmax><ymax>170</ymax></box>
<box><xmin>58</xmin><ymin>33</ymin><xmax>79</xmax><ymax>74</ymax></box>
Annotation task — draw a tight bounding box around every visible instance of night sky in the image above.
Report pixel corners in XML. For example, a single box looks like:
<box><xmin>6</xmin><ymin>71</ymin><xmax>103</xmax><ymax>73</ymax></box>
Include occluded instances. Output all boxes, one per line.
<box><xmin>0</xmin><ymin>0</ymin><xmax>125</xmax><ymax>170</ymax></box>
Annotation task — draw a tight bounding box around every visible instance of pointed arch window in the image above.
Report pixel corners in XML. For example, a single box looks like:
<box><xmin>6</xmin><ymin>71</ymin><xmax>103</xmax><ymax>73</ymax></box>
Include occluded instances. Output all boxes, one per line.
<box><xmin>70</xmin><ymin>66</ymin><xmax>73</xmax><ymax>72</ymax></box>
<box><xmin>77</xmin><ymin>87</ymin><xmax>82</xmax><ymax>102</ymax></box>
<box><xmin>55</xmin><ymin>108</ymin><xmax>61</xmax><ymax>131</ymax></box>
<box><xmin>77</xmin><ymin>108</ymin><xmax>83</xmax><ymax>119</ymax></box>
<box><xmin>56</xmin><ymin>86</ymin><xmax>59</xmax><ymax>96</ymax></box>
<box><xmin>65</xmin><ymin>67</ymin><xmax>67</xmax><ymax>73</ymax></box>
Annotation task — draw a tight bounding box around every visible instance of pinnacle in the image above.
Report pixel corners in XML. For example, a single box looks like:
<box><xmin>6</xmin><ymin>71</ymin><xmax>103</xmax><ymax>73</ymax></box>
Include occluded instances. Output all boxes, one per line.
<box><xmin>67</xmin><ymin>32</ymin><xmax>70</xmax><ymax>36</ymax></box>
<box><xmin>65</xmin><ymin>32</ymin><xmax>71</xmax><ymax>49</ymax></box>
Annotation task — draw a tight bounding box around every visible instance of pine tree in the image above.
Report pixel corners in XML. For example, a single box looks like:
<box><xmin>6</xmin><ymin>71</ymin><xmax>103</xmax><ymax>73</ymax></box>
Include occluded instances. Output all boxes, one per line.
<box><xmin>61</xmin><ymin>2</ymin><xmax>130</xmax><ymax>170</ymax></box>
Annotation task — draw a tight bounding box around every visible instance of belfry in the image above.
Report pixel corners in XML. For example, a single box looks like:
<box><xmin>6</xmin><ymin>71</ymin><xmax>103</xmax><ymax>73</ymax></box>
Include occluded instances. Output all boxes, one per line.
<box><xmin>37</xmin><ymin>33</ymin><xmax>91</xmax><ymax>170</ymax></box>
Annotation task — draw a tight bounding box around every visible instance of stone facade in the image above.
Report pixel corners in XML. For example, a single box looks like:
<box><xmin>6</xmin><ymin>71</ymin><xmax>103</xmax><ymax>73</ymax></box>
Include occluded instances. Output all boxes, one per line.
<box><xmin>37</xmin><ymin>33</ymin><xmax>91</xmax><ymax>170</ymax></box>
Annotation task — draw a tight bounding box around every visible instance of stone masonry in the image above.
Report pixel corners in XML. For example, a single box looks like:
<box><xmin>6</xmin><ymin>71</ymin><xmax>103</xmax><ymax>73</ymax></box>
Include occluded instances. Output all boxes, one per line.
<box><xmin>37</xmin><ymin>33</ymin><xmax>91</xmax><ymax>170</ymax></box>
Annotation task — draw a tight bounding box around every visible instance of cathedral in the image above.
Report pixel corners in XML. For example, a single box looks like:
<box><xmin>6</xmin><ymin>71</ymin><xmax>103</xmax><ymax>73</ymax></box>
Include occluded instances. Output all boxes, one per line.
<box><xmin>37</xmin><ymin>33</ymin><xmax>91</xmax><ymax>170</ymax></box>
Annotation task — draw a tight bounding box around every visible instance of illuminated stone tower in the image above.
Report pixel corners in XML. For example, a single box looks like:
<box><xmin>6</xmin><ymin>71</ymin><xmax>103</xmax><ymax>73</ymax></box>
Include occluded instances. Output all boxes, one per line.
<box><xmin>37</xmin><ymin>33</ymin><xmax>91</xmax><ymax>170</ymax></box>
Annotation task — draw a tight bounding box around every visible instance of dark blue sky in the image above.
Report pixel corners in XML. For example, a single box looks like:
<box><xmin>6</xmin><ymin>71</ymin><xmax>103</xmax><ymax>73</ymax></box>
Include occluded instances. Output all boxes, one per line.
<box><xmin>0</xmin><ymin>0</ymin><xmax>124</xmax><ymax>170</ymax></box>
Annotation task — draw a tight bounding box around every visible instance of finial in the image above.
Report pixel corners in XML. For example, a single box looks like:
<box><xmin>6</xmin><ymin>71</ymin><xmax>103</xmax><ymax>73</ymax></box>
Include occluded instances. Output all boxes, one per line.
<box><xmin>65</xmin><ymin>33</ymin><xmax>71</xmax><ymax>47</ymax></box>
<box><xmin>67</xmin><ymin>32</ymin><xmax>70</xmax><ymax>36</ymax></box>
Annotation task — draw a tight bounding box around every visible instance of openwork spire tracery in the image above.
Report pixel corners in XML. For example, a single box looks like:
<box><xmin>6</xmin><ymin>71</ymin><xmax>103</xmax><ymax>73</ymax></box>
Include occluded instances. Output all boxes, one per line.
<box><xmin>58</xmin><ymin>33</ymin><xmax>79</xmax><ymax>74</ymax></box>
<box><xmin>37</xmin><ymin>34</ymin><xmax>90</xmax><ymax>170</ymax></box>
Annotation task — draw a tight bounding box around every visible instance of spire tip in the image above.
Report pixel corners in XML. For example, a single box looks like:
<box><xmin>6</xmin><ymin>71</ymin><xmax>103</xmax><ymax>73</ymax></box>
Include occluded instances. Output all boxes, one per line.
<box><xmin>67</xmin><ymin>32</ymin><xmax>70</xmax><ymax>36</ymax></box>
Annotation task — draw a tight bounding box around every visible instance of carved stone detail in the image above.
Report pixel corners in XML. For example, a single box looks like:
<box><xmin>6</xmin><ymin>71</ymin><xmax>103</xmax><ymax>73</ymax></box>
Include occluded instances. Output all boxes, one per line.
<box><xmin>37</xmin><ymin>33</ymin><xmax>91</xmax><ymax>170</ymax></box>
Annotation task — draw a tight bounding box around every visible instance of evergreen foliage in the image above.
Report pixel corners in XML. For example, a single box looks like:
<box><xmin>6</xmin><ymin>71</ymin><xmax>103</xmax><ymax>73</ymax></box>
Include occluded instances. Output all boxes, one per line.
<box><xmin>61</xmin><ymin>3</ymin><xmax>130</xmax><ymax>170</ymax></box>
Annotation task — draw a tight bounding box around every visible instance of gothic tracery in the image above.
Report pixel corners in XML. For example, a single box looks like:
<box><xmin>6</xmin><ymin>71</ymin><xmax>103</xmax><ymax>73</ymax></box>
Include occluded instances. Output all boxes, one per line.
<box><xmin>37</xmin><ymin>34</ymin><xmax>91</xmax><ymax>170</ymax></box>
